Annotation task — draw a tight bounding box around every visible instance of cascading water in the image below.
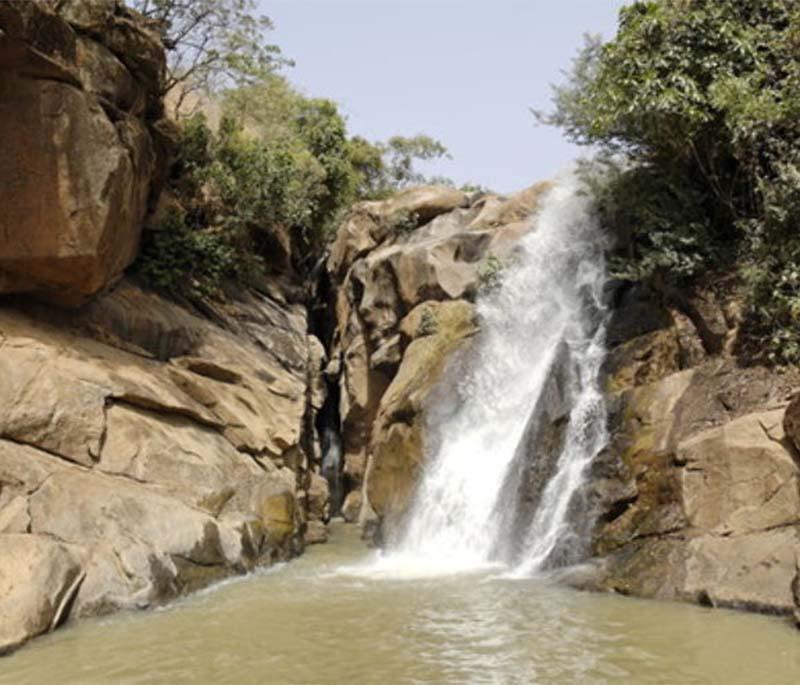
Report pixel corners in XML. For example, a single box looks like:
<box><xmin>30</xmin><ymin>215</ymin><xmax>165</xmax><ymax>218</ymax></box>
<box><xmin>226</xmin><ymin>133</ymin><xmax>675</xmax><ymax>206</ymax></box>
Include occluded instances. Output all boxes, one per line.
<box><xmin>321</xmin><ymin>427</ymin><xmax>344</xmax><ymax>517</ymax></box>
<box><xmin>372</xmin><ymin>173</ymin><xmax>609</xmax><ymax>578</ymax></box>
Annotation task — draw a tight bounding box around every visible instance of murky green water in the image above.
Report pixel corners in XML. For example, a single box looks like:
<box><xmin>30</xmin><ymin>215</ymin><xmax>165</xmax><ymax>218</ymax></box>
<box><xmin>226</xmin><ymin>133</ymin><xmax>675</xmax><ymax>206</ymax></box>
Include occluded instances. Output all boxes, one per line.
<box><xmin>1</xmin><ymin>523</ymin><xmax>799</xmax><ymax>685</ymax></box>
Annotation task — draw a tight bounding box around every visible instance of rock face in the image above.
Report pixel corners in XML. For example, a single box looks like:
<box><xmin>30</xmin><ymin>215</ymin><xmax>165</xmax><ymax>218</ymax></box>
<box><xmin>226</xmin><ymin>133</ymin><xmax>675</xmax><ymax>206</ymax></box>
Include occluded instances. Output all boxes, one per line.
<box><xmin>0</xmin><ymin>535</ymin><xmax>84</xmax><ymax>655</ymax></box>
<box><xmin>0</xmin><ymin>0</ymin><xmax>169</xmax><ymax>304</ymax></box>
<box><xmin>0</xmin><ymin>1</ymin><xmax>335</xmax><ymax>653</ymax></box>
<box><xmin>589</xmin><ymin>281</ymin><xmax>800</xmax><ymax>618</ymax></box>
<box><xmin>325</xmin><ymin>184</ymin><xmax>547</xmax><ymax>535</ymax></box>
<box><xmin>0</xmin><ymin>280</ymin><xmax>327</xmax><ymax>652</ymax></box>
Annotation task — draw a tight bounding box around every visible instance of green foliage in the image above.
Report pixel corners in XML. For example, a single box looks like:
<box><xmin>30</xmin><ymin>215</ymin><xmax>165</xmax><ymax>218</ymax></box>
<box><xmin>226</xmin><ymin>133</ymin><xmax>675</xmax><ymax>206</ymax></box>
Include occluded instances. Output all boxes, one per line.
<box><xmin>138</xmin><ymin>209</ymin><xmax>237</xmax><ymax>299</ymax></box>
<box><xmin>416</xmin><ymin>309</ymin><xmax>439</xmax><ymax>337</ymax></box>
<box><xmin>588</xmin><ymin>161</ymin><xmax>723</xmax><ymax>283</ymax></box>
<box><xmin>342</xmin><ymin>134</ymin><xmax>453</xmax><ymax>200</ymax></box>
<box><xmin>219</xmin><ymin>79</ymin><xmax>453</xmax><ymax>240</ymax></box>
<box><xmin>137</xmin><ymin>79</ymin><xmax>456</xmax><ymax>301</ymax></box>
<box><xmin>347</xmin><ymin>136</ymin><xmax>388</xmax><ymax>199</ymax></box>
<box><xmin>478</xmin><ymin>255</ymin><xmax>505</xmax><ymax>292</ymax></box>
<box><xmin>382</xmin><ymin>136</ymin><xmax>451</xmax><ymax>189</ymax></box>
<box><xmin>543</xmin><ymin>0</ymin><xmax>800</xmax><ymax>362</ymax></box>
<box><xmin>219</xmin><ymin>80</ymin><xmax>359</xmax><ymax>252</ymax></box>
<box><xmin>129</xmin><ymin>0</ymin><xmax>288</xmax><ymax>114</ymax></box>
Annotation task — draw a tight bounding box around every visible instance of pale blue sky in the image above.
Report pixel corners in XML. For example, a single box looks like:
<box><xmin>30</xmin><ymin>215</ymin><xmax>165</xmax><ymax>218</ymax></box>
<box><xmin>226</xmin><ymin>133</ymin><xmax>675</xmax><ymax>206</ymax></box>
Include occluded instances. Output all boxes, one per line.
<box><xmin>261</xmin><ymin>1</ymin><xmax>628</xmax><ymax>193</ymax></box>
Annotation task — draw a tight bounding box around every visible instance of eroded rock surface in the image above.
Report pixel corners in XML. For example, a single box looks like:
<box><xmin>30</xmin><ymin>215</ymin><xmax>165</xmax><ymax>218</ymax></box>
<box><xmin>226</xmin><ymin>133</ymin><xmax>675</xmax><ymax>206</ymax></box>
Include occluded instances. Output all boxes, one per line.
<box><xmin>589</xmin><ymin>282</ymin><xmax>800</xmax><ymax>618</ymax></box>
<box><xmin>0</xmin><ymin>279</ymin><xmax>326</xmax><ymax>652</ymax></box>
<box><xmin>0</xmin><ymin>0</ymin><xmax>168</xmax><ymax>304</ymax></box>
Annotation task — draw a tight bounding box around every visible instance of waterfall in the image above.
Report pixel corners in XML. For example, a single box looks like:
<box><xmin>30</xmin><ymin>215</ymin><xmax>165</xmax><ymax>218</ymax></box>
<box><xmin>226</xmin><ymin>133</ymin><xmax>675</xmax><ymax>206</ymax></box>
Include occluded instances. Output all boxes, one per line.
<box><xmin>321</xmin><ymin>427</ymin><xmax>344</xmax><ymax>518</ymax></box>
<box><xmin>375</xmin><ymin>174</ymin><xmax>609</xmax><ymax>578</ymax></box>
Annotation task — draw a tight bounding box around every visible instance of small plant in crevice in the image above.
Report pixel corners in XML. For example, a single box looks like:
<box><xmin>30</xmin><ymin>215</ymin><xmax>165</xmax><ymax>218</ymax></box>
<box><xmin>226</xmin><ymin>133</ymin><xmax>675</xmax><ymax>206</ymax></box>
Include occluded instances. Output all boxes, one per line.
<box><xmin>416</xmin><ymin>309</ymin><xmax>439</xmax><ymax>337</ymax></box>
<box><xmin>478</xmin><ymin>255</ymin><xmax>505</xmax><ymax>293</ymax></box>
<box><xmin>384</xmin><ymin>209</ymin><xmax>420</xmax><ymax>237</ymax></box>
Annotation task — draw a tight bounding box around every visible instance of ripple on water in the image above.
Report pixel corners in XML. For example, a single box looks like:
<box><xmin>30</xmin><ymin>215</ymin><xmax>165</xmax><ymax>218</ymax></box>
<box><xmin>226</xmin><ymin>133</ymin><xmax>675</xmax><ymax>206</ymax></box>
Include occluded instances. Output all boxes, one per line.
<box><xmin>1</xmin><ymin>525</ymin><xmax>799</xmax><ymax>685</ymax></box>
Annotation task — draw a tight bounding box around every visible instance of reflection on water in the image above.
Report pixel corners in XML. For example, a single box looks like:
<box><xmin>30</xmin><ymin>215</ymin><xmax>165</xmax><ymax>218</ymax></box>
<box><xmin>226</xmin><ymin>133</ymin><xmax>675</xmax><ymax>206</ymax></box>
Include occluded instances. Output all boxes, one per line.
<box><xmin>1</xmin><ymin>523</ymin><xmax>798</xmax><ymax>685</ymax></box>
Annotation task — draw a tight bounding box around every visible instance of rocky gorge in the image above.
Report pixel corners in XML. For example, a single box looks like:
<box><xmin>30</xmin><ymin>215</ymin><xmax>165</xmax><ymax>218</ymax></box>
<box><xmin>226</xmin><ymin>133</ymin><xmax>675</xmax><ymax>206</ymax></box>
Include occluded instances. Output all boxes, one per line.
<box><xmin>1</xmin><ymin>0</ymin><xmax>800</xmax><ymax>661</ymax></box>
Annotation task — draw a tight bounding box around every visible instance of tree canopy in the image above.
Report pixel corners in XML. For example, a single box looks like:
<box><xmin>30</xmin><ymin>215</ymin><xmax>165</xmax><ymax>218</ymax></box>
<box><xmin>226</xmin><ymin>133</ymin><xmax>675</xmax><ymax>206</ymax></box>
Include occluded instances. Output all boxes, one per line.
<box><xmin>137</xmin><ymin>72</ymin><xmax>453</xmax><ymax>299</ymax></box>
<box><xmin>542</xmin><ymin>0</ymin><xmax>800</xmax><ymax>362</ymax></box>
<box><xmin>128</xmin><ymin>0</ymin><xmax>287</xmax><ymax>113</ymax></box>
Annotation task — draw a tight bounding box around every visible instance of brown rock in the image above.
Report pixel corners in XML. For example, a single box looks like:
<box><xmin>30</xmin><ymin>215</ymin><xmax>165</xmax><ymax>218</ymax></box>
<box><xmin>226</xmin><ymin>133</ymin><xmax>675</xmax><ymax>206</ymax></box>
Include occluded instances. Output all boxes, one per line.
<box><xmin>0</xmin><ymin>535</ymin><xmax>85</xmax><ymax>655</ymax></box>
<box><xmin>468</xmin><ymin>182</ymin><xmax>552</xmax><ymax>230</ymax></box>
<box><xmin>595</xmin><ymin>365</ymin><xmax>800</xmax><ymax>616</ymax></box>
<box><xmin>603</xmin><ymin>328</ymin><xmax>682</xmax><ymax>393</ymax></box>
<box><xmin>792</xmin><ymin>553</ymin><xmax>800</xmax><ymax>628</ymax></box>
<box><xmin>0</xmin><ymin>76</ymin><xmax>153</xmax><ymax>302</ymax></box>
<box><xmin>679</xmin><ymin>411</ymin><xmax>800</xmax><ymax>537</ymax></box>
<box><xmin>304</xmin><ymin>520</ymin><xmax>329</xmax><ymax>545</ymax></box>
<box><xmin>683</xmin><ymin>529</ymin><xmax>800</xmax><ymax>613</ymax></box>
<box><xmin>783</xmin><ymin>393</ymin><xmax>800</xmax><ymax>456</ymax></box>
<box><xmin>0</xmin><ymin>0</ymin><xmax>164</xmax><ymax>304</ymax></box>
<box><xmin>328</xmin><ymin>185</ymin><xmax>468</xmax><ymax>277</ymax></box>
<box><xmin>307</xmin><ymin>473</ymin><xmax>330</xmax><ymax>522</ymax></box>
<box><xmin>367</xmin><ymin>300</ymin><xmax>478</xmax><ymax>530</ymax></box>
<box><xmin>341</xmin><ymin>489</ymin><xmax>363</xmax><ymax>524</ymax></box>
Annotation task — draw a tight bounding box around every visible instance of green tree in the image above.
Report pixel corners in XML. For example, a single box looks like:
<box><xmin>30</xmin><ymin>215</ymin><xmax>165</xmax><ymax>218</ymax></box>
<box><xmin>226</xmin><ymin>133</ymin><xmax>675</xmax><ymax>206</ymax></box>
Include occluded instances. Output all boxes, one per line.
<box><xmin>137</xmin><ymin>73</ymin><xmax>456</xmax><ymax>298</ymax></box>
<box><xmin>382</xmin><ymin>135</ymin><xmax>451</xmax><ymax>189</ymax></box>
<box><xmin>542</xmin><ymin>0</ymin><xmax>800</xmax><ymax>362</ymax></box>
<box><xmin>128</xmin><ymin>0</ymin><xmax>288</xmax><ymax>114</ymax></box>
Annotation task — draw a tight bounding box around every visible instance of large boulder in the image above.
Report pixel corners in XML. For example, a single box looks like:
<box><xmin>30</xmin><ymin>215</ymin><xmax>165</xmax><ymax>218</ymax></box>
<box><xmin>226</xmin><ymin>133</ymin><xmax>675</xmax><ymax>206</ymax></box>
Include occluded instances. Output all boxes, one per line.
<box><xmin>0</xmin><ymin>0</ymin><xmax>165</xmax><ymax>304</ymax></box>
<box><xmin>367</xmin><ymin>300</ymin><xmax>478</xmax><ymax>534</ymax></box>
<box><xmin>592</xmin><ymin>355</ymin><xmax>800</xmax><ymax>615</ymax></box>
<box><xmin>587</xmin><ymin>278</ymin><xmax>800</xmax><ymax>619</ymax></box>
<box><xmin>0</xmin><ymin>535</ymin><xmax>85</xmax><ymax>655</ymax></box>
<box><xmin>328</xmin><ymin>186</ymin><xmax>468</xmax><ymax>277</ymax></box>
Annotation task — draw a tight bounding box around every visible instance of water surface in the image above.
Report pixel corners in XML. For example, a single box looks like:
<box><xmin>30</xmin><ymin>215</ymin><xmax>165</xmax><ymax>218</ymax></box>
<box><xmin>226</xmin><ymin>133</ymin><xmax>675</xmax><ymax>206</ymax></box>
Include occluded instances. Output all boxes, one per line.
<box><xmin>1</xmin><ymin>524</ymin><xmax>798</xmax><ymax>685</ymax></box>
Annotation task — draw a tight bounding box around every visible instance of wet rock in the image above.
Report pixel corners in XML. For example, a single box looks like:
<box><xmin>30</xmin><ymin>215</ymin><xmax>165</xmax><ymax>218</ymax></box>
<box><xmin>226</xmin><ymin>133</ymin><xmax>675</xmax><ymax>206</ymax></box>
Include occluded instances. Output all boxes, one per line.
<box><xmin>341</xmin><ymin>490</ymin><xmax>363</xmax><ymax>524</ymax></box>
<box><xmin>367</xmin><ymin>301</ymin><xmax>478</xmax><ymax>533</ymax></box>
<box><xmin>307</xmin><ymin>473</ymin><xmax>330</xmax><ymax>522</ymax></box>
<box><xmin>493</xmin><ymin>341</ymin><xmax>574</xmax><ymax>561</ymax></box>
<box><xmin>304</xmin><ymin>520</ymin><xmax>328</xmax><ymax>546</ymax></box>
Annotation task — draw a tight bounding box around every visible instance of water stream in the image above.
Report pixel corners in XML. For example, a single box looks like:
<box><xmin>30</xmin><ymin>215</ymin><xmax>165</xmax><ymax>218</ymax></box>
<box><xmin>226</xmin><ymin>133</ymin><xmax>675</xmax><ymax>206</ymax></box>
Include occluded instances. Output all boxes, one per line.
<box><xmin>376</xmin><ymin>175</ymin><xmax>609</xmax><ymax>578</ymax></box>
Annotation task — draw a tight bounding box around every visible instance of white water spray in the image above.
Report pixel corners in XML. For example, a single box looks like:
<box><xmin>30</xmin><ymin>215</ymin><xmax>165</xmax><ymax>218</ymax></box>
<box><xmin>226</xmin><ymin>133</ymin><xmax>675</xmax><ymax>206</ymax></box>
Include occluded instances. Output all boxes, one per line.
<box><xmin>371</xmin><ymin>174</ymin><xmax>609</xmax><ymax>578</ymax></box>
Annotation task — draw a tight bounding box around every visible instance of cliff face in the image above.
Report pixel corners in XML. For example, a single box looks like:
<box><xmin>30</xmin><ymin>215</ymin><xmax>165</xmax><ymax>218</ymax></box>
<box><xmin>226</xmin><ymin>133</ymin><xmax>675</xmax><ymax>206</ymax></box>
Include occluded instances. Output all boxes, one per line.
<box><xmin>0</xmin><ymin>282</ymin><xmax>330</xmax><ymax>654</ymax></box>
<box><xmin>0</xmin><ymin>0</ymin><xmax>171</xmax><ymax>304</ymax></box>
<box><xmin>0</xmin><ymin>1</ymin><xmax>329</xmax><ymax>654</ymax></box>
<box><xmin>588</xmin><ymin>283</ymin><xmax>800</xmax><ymax>623</ymax></box>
